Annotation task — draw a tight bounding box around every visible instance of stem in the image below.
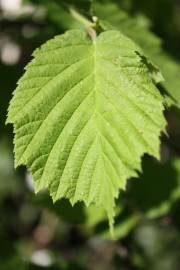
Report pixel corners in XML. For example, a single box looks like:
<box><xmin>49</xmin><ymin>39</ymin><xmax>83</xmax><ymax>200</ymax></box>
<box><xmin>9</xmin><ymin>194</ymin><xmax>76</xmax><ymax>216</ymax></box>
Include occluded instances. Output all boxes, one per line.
<box><xmin>69</xmin><ymin>8</ymin><xmax>94</xmax><ymax>28</ymax></box>
<box><xmin>69</xmin><ymin>8</ymin><xmax>97</xmax><ymax>41</ymax></box>
<box><xmin>53</xmin><ymin>0</ymin><xmax>98</xmax><ymax>41</ymax></box>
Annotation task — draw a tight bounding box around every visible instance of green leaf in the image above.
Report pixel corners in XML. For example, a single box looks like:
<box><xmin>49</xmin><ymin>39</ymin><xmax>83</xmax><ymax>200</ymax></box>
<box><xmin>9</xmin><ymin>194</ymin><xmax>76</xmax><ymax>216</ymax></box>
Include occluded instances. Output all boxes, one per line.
<box><xmin>93</xmin><ymin>2</ymin><xmax>180</xmax><ymax>106</ymax></box>
<box><xmin>7</xmin><ymin>29</ymin><xmax>166</xmax><ymax>232</ymax></box>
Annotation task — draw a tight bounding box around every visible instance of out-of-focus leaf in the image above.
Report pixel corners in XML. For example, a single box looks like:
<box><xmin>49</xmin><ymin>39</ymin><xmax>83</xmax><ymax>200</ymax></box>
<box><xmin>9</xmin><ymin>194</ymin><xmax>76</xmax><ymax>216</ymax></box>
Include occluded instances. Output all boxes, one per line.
<box><xmin>133</xmin><ymin>222</ymin><xmax>180</xmax><ymax>270</ymax></box>
<box><xmin>25</xmin><ymin>0</ymin><xmax>92</xmax><ymax>16</ymax></box>
<box><xmin>23</xmin><ymin>0</ymin><xmax>80</xmax><ymax>30</ymax></box>
<box><xmin>61</xmin><ymin>0</ymin><xmax>93</xmax><ymax>13</ymax></box>
<box><xmin>0</xmin><ymin>140</ymin><xmax>22</xmax><ymax>198</ymax></box>
<box><xmin>34</xmin><ymin>194</ymin><xmax>86</xmax><ymax>224</ymax></box>
<box><xmin>85</xmin><ymin>205</ymin><xmax>107</xmax><ymax>227</ymax></box>
<box><xmin>0</xmin><ymin>256</ymin><xmax>26</xmax><ymax>270</ymax></box>
<box><xmin>154</xmin><ymin>54</ymin><xmax>180</xmax><ymax>105</ymax></box>
<box><xmin>93</xmin><ymin>2</ymin><xmax>180</xmax><ymax>106</ymax></box>
<box><xmin>127</xmin><ymin>158</ymin><xmax>180</xmax><ymax>218</ymax></box>
<box><xmin>0</xmin><ymin>231</ymin><xmax>15</xmax><ymax>264</ymax></box>
<box><xmin>98</xmin><ymin>210</ymin><xmax>139</xmax><ymax>240</ymax></box>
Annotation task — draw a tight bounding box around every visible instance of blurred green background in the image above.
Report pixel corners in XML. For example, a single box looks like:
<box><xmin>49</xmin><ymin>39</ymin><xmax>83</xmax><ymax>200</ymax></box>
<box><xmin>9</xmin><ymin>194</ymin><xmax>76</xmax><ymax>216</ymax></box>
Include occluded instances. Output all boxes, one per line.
<box><xmin>0</xmin><ymin>0</ymin><xmax>180</xmax><ymax>269</ymax></box>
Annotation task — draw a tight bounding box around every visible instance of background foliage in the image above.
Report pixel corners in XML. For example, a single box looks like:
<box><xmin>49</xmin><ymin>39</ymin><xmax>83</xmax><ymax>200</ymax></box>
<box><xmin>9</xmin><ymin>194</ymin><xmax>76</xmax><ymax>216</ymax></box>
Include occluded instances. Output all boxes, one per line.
<box><xmin>0</xmin><ymin>0</ymin><xmax>180</xmax><ymax>269</ymax></box>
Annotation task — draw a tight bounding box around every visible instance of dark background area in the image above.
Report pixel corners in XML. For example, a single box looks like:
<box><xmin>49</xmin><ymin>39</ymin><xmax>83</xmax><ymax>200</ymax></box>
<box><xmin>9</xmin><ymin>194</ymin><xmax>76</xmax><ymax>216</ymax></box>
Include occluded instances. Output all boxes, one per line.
<box><xmin>0</xmin><ymin>0</ymin><xmax>180</xmax><ymax>269</ymax></box>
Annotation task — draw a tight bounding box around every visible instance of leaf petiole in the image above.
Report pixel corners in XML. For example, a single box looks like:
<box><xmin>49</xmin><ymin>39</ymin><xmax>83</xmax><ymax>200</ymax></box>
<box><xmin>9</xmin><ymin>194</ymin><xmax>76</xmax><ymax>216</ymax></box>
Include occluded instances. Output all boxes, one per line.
<box><xmin>69</xmin><ymin>8</ymin><xmax>98</xmax><ymax>41</ymax></box>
